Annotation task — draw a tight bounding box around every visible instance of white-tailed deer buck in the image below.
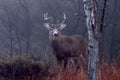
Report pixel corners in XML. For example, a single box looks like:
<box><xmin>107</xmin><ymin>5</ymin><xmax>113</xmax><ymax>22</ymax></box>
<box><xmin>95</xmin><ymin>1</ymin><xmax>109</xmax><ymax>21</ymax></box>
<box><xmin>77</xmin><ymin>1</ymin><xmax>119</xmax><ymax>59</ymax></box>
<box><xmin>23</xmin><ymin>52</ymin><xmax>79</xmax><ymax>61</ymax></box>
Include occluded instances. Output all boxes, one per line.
<box><xmin>43</xmin><ymin>13</ymin><xmax>88</xmax><ymax>68</ymax></box>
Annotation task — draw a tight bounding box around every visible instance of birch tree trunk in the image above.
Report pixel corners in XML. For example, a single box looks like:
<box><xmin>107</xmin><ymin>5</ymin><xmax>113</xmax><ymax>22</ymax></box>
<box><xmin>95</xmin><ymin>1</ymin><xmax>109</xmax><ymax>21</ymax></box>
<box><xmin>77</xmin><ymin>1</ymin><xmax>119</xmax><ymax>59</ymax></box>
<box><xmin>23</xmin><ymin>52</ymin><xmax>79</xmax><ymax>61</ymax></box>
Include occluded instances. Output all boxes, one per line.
<box><xmin>82</xmin><ymin>0</ymin><xmax>99</xmax><ymax>80</ymax></box>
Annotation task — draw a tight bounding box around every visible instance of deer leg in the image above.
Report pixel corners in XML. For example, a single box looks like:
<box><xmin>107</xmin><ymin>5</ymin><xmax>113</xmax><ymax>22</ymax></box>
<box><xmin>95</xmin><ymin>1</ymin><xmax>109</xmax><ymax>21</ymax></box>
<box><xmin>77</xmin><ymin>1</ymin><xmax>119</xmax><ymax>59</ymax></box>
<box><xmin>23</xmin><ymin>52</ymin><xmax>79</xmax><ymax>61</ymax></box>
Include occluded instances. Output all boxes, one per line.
<box><xmin>70</xmin><ymin>58</ymin><xmax>76</xmax><ymax>69</ymax></box>
<box><xmin>57</xmin><ymin>58</ymin><xmax>62</xmax><ymax>66</ymax></box>
<box><xmin>73</xmin><ymin>57</ymin><xmax>81</xmax><ymax>70</ymax></box>
<box><xmin>70</xmin><ymin>57</ymin><xmax>83</xmax><ymax>70</ymax></box>
<box><xmin>56</xmin><ymin>58</ymin><xmax>63</xmax><ymax>70</ymax></box>
<box><xmin>63</xmin><ymin>58</ymin><xmax>68</xmax><ymax>69</ymax></box>
<box><xmin>80</xmin><ymin>54</ymin><xmax>87</xmax><ymax>66</ymax></box>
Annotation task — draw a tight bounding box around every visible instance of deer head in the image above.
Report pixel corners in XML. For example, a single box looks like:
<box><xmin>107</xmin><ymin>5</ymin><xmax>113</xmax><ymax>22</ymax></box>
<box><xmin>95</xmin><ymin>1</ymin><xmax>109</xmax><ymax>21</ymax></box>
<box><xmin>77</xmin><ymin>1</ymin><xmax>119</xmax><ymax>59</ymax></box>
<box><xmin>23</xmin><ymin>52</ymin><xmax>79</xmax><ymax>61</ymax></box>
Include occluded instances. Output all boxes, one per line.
<box><xmin>43</xmin><ymin>13</ymin><xmax>67</xmax><ymax>40</ymax></box>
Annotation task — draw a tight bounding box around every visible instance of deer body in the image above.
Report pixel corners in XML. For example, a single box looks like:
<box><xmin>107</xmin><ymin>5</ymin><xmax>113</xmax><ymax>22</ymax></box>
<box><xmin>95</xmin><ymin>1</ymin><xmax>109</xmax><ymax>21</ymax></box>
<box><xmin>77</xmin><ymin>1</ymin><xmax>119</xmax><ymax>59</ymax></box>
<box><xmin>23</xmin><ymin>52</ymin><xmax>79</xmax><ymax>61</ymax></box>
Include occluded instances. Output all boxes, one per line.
<box><xmin>51</xmin><ymin>35</ymin><xmax>87</xmax><ymax>67</ymax></box>
<box><xmin>43</xmin><ymin>13</ymin><xmax>88</xmax><ymax>68</ymax></box>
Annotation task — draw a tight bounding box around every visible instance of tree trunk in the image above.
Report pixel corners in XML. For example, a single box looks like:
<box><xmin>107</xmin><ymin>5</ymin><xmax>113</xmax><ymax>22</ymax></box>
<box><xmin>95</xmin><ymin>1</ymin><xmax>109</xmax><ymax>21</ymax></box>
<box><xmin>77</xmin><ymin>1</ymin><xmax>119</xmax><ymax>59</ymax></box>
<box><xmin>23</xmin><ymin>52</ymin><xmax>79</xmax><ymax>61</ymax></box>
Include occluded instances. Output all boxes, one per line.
<box><xmin>82</xmin><ymin>0</ymin><xmax>99</xmax><ymax>80</ymax></box>
<box><xmin>10</xmin><ymin>27</ymin><xmax>13</xmax><ymax>58</ymax></box>
<box><xmin>15</xmin><ymin>28</ymin><xmax>22</xmax><ymax>56</ymax></box>
<box><xmin>8</xmin><ymin>17</ymin><xmax>13</xmax><ymax>58</ymax></box>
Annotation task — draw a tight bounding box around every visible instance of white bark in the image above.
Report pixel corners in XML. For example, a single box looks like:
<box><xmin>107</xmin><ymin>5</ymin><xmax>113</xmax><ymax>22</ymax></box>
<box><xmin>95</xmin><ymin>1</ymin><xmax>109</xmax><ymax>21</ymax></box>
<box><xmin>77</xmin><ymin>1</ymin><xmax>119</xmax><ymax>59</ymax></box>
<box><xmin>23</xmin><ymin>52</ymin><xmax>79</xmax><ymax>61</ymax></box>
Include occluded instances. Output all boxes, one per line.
<box><xmin>82</xmin><ymin>0</ymin><xmax>99</xmax><ymax>80</ymax></box>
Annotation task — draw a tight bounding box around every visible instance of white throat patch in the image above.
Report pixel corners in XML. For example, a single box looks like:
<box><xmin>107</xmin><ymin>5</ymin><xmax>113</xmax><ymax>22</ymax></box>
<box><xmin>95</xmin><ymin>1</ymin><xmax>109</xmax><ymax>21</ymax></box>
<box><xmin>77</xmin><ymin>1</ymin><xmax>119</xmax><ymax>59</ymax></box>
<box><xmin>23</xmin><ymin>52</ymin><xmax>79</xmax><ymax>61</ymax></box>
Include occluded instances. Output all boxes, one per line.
<box><xmin>52</xmin><ymin>29</ymin><xmax>59</xmax><ymax>40</ymax></box>
<box><xmin>53</xmin><ymin>29</ymin><xmax>58</xmax><ymax>35</ymax></box>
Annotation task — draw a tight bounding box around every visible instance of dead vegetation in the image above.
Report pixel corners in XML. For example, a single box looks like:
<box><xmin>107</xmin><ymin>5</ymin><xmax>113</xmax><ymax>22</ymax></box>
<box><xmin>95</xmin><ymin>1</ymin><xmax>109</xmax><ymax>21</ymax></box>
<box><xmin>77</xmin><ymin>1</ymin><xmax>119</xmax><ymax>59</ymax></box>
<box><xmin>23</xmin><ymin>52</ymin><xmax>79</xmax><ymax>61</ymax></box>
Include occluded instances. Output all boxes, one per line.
<box><xmin>0</xmin><ymin>54</ymin><xmax>119</xmax><ymax>80</ymax></box>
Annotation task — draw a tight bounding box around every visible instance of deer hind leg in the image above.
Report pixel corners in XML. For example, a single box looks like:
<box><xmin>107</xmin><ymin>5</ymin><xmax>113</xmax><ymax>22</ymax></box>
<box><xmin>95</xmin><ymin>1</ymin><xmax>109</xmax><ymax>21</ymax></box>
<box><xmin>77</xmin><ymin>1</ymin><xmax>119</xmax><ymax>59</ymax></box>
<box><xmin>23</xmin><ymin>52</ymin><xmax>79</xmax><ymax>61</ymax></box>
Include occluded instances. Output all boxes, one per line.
<box><xmin>75</xmin><ymin>57</ymin><xmax>81</xmax><ymax>70</ymax></box>
<box><xmin>71</xmin><ymin>57</ymin><xmax>86</xmax><ymax>70</ymax></box>
<box><xmin>80</xmin><ymin>54</ymin><xmax>87</xmax><ymax>67</ymax></box>
<box><xmin>70</xmin><ymin>58</ymin><xmax>76</xmax><ymax>69</ymax></box>
<box><xmin>69</xmin><ymin>57</ymin><xmax>80</xmax><ymax>70</ymax></box>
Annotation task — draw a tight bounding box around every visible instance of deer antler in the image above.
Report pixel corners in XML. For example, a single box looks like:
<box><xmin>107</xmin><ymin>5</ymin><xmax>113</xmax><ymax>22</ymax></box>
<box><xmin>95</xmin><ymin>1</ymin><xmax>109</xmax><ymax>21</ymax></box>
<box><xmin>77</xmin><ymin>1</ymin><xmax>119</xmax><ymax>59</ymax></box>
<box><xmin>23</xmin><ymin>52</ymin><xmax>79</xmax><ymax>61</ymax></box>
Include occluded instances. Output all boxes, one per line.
<box><xmin>57</xmin><ymin>13</ymin><xmax>67</xmax><ymax>30</ymax></box>
<box><xmin>57</xmin><ymin>13</ymin><xmax>67</xmax><ymax>26</ymax></box>
<box><xmin>44</xmin><ymin>13</ymin><xmax>53</xmax><ymax>26</ymax></box>
<box><xmin>63</xmin><ymin>13</ymin><xmax>66</xmax><ymax>20</ymax></box>
<box><xmin>44</xmin><ymin>13</ymin><xmax>50</xmax><ymax>21</ymax></box>
<box><xmin>61</xmin><ymin>13</ymin><xmax>66</xmax><ymax>24</ymax></box>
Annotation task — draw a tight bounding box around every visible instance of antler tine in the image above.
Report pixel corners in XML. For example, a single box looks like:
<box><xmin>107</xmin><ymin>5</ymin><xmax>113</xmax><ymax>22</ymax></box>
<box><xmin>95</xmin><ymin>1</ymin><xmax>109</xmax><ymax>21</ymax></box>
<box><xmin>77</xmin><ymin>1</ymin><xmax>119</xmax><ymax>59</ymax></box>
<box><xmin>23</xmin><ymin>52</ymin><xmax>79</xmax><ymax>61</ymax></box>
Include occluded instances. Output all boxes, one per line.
<box><xmin>44</xmin><ymin>12</ymin><xmax>51</xmax><ymax>21</ymax></box>
<box><xmin>63</xmin><ymin>12</ymin><xmax>66</xmax><ymax>20</ymax></box>
<box><xmin>44</xmin><ymin>13</ymin><xmax>54</xmax><ymax>27</ymax></box>
<box><xmin>61</xmin><ymin>13</ymin><xmax>66</xmax><ymax>24</ymax></box>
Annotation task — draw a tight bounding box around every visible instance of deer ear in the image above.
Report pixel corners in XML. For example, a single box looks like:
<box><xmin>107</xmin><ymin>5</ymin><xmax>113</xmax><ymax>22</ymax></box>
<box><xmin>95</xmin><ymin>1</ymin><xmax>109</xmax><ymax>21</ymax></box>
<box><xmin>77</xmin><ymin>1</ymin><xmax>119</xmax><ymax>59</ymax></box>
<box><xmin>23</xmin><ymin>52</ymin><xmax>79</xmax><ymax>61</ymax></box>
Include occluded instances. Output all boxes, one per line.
<box><xmin>43</xmin><ymin>23</ymin><xmax>50</xmax><ymax>30</ymax></box>
<box><xmin>59</xmin><ymin>23</ymin><xmax>66</xmax><ymax>30</ymax></box>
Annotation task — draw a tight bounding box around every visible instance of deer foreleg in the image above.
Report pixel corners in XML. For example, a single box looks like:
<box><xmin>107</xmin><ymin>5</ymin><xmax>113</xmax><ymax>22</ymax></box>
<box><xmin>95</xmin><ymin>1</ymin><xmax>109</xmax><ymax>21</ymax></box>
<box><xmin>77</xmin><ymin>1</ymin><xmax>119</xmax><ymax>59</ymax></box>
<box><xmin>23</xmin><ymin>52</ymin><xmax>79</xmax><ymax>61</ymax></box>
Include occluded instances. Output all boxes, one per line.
<box><xmin>63</xmin><ymin>58</ymin><xmax>68</xmax><ymax>69</ymax></box>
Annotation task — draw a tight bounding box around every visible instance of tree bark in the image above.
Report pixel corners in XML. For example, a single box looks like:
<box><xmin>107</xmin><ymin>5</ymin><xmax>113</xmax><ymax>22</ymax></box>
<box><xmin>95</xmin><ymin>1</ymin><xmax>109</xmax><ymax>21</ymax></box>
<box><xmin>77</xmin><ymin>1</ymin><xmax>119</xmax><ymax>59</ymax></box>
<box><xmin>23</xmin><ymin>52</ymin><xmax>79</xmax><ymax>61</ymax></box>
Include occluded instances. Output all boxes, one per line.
<box><xmin>100</xmin><ymin>0</ymin><xmax>107</xmax><ymax>33</ymax></box>
<box><xmin>82</xmin><ymin>0</ymin><xmax>99</xmax><ymax>80</ymax></box>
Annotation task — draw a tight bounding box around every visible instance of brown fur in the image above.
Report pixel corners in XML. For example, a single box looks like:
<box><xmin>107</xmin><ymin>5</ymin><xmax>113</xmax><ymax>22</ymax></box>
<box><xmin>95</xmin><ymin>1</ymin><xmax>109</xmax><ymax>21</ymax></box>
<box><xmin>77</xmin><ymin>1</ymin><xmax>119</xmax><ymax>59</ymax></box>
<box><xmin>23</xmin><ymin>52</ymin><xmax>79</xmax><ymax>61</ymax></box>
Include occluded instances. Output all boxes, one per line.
<box><xmin>44</xmin><ymin>13</ymin><xmax>87</xmax><ymax>68</ymax></box>
<box><xmin>50</xmin><ymin>34</ymin><xmax>88</xmax><ymax>68</ymax></box>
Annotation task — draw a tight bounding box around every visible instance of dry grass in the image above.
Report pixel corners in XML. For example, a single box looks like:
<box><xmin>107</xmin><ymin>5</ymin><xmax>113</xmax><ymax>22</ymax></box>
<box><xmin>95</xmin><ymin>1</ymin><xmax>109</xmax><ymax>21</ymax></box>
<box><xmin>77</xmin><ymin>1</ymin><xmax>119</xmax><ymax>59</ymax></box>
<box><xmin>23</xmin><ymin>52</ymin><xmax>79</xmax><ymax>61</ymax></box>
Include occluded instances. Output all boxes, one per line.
<box><xmin>98</xmin><ymin>62</ymin><xmax>120</xmax><ymax>80</ymax></box>
<box><xmin>47</xmin><ymin>61</ymin><xmax>120</xmax><ymax>80</ymax></box>
<box><xmin>47</xmin><ymin>63</ymin><xmax>87</xmax><ymax>80</ymax></box>
<box><xmin>0</xmin><ymin>56</ymin><xmax>120</xmax><ymax>80</ymax></box>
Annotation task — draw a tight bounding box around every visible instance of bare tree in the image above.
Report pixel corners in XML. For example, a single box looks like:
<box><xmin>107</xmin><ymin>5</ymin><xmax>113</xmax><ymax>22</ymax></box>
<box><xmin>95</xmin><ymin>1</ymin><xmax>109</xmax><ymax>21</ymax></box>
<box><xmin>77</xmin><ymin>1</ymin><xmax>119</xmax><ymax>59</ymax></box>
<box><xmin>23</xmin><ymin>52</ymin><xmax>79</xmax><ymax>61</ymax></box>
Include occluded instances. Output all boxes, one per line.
<box><xmin>17</xmin><ymin>0</ymin><xmax>33</xmax><ymax>54</ymax></box>
<box><xmin>0</xmin><ymin>2</ymin><xmax>14</xmax><ymax>58</ymax></box>
<box><xmin>82</xmin><ymin>0</ymin><xmax>99</xmax><ymax>80</ymax></box>
<box><xmin>0</xmin><ymin>0</ymin><xmax>33</xmax><ymax>56</ymax></box>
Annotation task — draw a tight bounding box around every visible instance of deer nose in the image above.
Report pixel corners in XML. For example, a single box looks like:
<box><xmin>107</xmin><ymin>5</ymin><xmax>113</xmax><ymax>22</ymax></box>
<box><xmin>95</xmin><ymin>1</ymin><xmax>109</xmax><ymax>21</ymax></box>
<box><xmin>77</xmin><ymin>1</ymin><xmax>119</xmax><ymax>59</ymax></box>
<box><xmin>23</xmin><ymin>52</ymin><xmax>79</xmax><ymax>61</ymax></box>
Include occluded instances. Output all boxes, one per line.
<box><xmin>54</xmin><ymin>33</ymin><xmax>58</xmax><ymax>36</ymax></box>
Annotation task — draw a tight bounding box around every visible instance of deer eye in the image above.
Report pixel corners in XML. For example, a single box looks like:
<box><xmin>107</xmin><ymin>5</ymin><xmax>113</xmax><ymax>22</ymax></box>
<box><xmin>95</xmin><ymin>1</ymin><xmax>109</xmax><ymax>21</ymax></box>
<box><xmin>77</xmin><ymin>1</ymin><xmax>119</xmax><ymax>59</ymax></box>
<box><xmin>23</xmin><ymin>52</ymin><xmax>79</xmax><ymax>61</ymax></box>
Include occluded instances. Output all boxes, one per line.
<box><xmin>50</xmin><ymin>27</ymin><xmax>54</xmax><ymax>30</ymax></box>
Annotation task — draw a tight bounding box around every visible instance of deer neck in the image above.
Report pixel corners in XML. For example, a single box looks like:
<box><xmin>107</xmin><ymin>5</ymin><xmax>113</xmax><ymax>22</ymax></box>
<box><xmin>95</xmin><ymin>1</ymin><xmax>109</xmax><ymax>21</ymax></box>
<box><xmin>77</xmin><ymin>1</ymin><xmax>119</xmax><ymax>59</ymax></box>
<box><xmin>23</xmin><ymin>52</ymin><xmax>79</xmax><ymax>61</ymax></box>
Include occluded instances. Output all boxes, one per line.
<box><xmin>50</xmin><ymin>35</ymin><xmax>63</xmax><ymax>50</ymax></box>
